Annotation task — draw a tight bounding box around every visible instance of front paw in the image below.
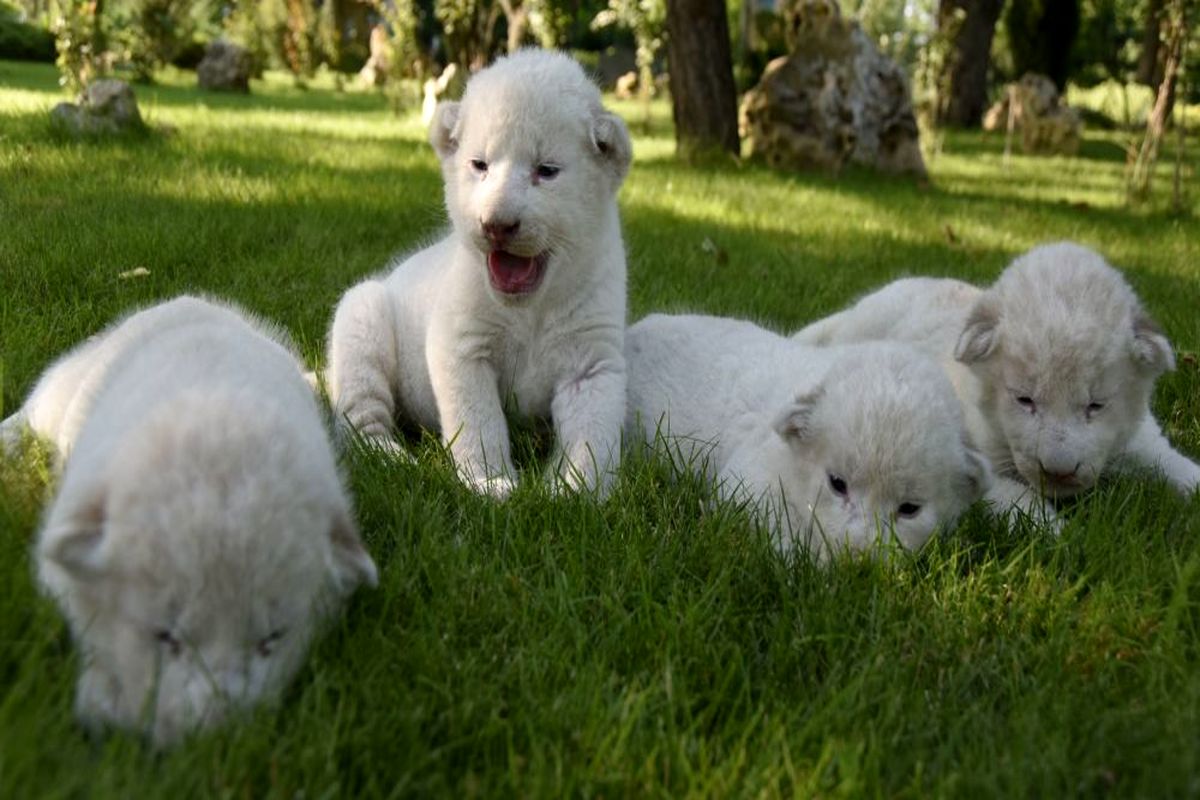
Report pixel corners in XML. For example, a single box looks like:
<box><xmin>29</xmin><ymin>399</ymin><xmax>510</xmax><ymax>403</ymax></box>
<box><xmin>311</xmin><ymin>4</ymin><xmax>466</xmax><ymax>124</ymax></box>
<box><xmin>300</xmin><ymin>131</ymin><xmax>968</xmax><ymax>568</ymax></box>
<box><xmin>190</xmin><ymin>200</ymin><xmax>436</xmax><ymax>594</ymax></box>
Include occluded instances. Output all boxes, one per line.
<box><xmin>458</xmin><ymin>464</ymin><xmax>517</xmax><ymax>499</ymax></box>
<box><xmin>989</xmin><ymin>493</ymin><xmax>1062</xmax><ymax>535</ymax></box>
<box><xmin>355</xmin><ymin>434</ymin><xmax>416</xmax><ymax>464</ymax></box>
<box><xmin>547</xmin><ymin>459</ymin><xmax>615</xmax><ymax>500</ymax></box>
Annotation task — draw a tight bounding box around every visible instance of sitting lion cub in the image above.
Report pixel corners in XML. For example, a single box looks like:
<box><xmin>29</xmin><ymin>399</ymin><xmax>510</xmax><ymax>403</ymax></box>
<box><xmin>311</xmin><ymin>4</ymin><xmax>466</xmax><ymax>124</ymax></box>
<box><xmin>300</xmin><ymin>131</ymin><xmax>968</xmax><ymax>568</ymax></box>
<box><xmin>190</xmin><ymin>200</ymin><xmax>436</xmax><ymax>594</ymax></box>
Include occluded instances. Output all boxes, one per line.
<box><xmin>795</xmin><ymin>241</ymin><xmax>1200</xmax><ymax>517</ymax></box>
<box><xmin>1</xmin><ymin>297</ymin><xmax>377</xmax><ymax>747</ymax></box>
<box><xmin>626</xmin><ymin>314</ymin><xmax>990</xmax><ymax>559</ymax></box>
<box><xmin>327</xmin><ymin>49</ymin><xmax>633</xmax><ymax>498</ymax></box>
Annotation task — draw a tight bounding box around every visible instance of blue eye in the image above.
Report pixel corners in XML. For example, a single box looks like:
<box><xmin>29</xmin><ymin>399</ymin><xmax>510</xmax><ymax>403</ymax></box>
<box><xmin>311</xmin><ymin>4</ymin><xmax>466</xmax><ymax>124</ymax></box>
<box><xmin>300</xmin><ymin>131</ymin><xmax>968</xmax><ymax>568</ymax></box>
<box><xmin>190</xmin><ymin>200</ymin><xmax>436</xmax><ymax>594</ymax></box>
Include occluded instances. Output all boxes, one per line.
<box><xmin>535</xmin><ymin>164</ymin><xmax>560</xmax><ymax>180</ymax></box>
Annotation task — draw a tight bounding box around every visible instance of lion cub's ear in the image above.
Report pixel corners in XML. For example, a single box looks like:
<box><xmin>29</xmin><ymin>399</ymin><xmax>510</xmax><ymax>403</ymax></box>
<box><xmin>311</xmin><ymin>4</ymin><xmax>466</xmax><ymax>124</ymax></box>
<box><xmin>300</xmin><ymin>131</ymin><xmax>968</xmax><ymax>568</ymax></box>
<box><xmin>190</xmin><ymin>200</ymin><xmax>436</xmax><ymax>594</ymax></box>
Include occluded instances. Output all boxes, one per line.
<box><xmin>1131</xmin><ymin>311</ymin><xmax>1175</xmax><ymax>374</ymax></box>
<box><xmin>429</xmin><ymin>101</ymin><xmax>462</xmax><ymax>160</ymax></box>
<box><xmin>42</xmin><ymin>491</ymin><xmax>109</xmax><ymax>578</ymax></box>
<box><xmin>327</xmin><ymin>509</ymin><xmax>378</xmax><ymax>593</ymax></box>
<box><xmin>772</xmin><ymin>387</ymin><xmax>824</xmax><ymax>445</ymax></box>
<box><xmin>955</xmin><ymin>296</ymin><xmax>1001</xmax><ymax>364</ymax></box>
<box><xmin>590</xmin><ymin>111</ymin><xmax>632</xmax><ymax>183</ymax></box>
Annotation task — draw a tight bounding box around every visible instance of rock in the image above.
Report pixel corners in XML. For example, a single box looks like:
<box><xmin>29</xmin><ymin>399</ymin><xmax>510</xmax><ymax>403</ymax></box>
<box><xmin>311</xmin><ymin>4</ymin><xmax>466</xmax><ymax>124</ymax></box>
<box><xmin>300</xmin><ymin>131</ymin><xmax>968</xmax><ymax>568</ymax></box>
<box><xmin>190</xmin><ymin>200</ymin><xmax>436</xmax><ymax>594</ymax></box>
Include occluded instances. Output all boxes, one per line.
<box><xmin>50</xmin><ymin>79</ymin><xmax>145</xmax><ymax>137</ymax></box>
<box><xmin>358</xmin><ymin>24</ymin><xmax>390</xmax><ymax>87</ymax></box>
<box><xmin>421</xmin><ymin>63</ymin><xmax>467</xmax><ymax>126</ymax></box>
<box><xmin>739</xmin><ymin>0</ymin><xmax>926</xmax><ymax>177</ymax></box>
<box><xmin>983</xmin><ymin>73</ymin><xmax>1082</xmax><ymax>156</ymax></box>
<box><xmin>197</xmin><ymin>39</ymin><xmax>252</xmax><ymax>92</ymax></box>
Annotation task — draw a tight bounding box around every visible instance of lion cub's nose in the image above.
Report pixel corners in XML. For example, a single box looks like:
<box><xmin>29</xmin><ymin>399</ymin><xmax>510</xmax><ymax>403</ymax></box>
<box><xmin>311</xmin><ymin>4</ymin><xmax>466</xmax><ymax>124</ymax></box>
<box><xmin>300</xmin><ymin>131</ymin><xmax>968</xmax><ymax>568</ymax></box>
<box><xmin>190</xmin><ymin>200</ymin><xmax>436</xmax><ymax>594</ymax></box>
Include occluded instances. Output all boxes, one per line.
<box><xmin>1039</xmin><ymin>460</ymin><xmax>1080</xmax><ymax>481</ymax></box>
<box><xmin>482</xmin><ymin>219</ymin><xmax>521</xmax><ymax>247</ymax></box>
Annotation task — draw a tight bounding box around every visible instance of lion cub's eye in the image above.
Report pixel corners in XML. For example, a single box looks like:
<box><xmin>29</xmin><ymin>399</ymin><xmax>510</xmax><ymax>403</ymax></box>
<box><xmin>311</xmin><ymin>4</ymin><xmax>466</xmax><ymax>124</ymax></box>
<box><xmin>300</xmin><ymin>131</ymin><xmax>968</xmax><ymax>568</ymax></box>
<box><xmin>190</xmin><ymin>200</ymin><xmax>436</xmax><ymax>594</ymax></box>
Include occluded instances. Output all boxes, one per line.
<box><xmin>897</xmin><ymin>502</ymin><xmax>922</xmax><ymax>519</ymax></box>
<box><xmin>469</xmin><ymin>158</ymin><xmax>488</xmax><ymax>174</ymax></box>
<box><xmin>535</xmin><ymin>163</ymin><xmax>560</xmax><ymax>180</ymax></box>
<box><xmin>154</xmin><ymin>629</ymin><xmax>182</xmax><ymax>657</ymax></box>
<box><xmin>828</xmin><ymin>473</ymin><xmax>848</xmax><ymax>497</ymax></box>
<box><xmin>257</xmin><ymin>629</ymin><xmax>286</xmax><ymax>658</ymax></box>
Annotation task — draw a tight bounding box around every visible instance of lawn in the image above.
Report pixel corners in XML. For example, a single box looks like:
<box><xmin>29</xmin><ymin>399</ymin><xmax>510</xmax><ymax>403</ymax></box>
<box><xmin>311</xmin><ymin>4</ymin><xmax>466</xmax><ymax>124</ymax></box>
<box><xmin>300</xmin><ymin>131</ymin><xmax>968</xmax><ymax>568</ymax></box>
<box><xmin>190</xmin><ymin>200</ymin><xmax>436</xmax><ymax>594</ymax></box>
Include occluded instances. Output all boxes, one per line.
<box><xmin>2</xmin><ymin>58</ymin><xmax>1200</xmax><ymax>797</ymax></box>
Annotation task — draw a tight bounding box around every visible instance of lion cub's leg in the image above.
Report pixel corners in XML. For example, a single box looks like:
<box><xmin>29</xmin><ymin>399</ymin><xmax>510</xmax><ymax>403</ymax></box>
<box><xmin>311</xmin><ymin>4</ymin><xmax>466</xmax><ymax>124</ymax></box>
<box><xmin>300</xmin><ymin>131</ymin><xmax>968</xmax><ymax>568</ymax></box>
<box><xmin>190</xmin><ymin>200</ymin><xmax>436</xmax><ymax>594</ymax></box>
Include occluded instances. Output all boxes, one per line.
<box><xmin>548</xmin><ymin>356</ymin><xmax>625</xmax><ymax>497</ymax></box>
<box><xmin>428</xmin><ymin>352</ymin><xmax>518</xmax><ymax>499</ymax></box>
<box><xmin>328</xmin><ymin>280</ymin><xmax>402</xmax><ymax>445</ymax></box>
<box><xmin>1120</xmin><ymin>414</ymin><xmax>1200</xmax><ymax>496</ymax></box>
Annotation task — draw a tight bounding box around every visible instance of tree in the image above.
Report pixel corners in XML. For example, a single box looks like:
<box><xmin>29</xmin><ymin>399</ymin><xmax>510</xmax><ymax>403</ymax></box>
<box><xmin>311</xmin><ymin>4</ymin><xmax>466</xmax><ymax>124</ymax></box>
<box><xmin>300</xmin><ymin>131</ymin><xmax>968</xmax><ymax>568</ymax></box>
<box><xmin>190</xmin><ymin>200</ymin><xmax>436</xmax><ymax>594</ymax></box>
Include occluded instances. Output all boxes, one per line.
<box><xmin>1003</xmin><ymin>0</ymin><xmax>1081</xmax><ymax>89</ymax></box>
<box><xmin>1128</xmin><ymin>0</ymin><xmax>1188</xmax><ymax>201</ymax></box>
<box><xmin>937</xmin><ymin>0</ymin><xmax>1004</xmax><ymax>126</ymax></box>
<box><xmin>665</xmin><ymin>0</ymin><xmax>739</xmax><ymax>158</ymax></box>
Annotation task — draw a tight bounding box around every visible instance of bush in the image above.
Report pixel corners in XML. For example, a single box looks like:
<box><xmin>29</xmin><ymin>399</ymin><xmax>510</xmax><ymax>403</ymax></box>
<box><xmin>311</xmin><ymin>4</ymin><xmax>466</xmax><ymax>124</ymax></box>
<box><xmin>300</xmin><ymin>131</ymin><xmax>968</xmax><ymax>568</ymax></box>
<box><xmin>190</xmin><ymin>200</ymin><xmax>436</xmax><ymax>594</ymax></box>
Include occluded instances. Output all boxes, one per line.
<box><xmin>0</xmin><ymin>3</ymin><xmax>55</xmax><ymax>62</ymax></box>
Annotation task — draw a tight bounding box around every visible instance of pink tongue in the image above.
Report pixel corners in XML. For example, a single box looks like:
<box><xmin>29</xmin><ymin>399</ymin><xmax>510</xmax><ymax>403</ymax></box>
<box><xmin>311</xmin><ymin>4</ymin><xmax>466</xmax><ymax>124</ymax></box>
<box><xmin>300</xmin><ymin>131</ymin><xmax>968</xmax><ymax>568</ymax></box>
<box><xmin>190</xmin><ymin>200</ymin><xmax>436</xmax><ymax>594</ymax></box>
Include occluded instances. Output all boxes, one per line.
<box><xmin>488</xmin><ymin>250</ymin><xmax>539</xmax><ymax>293</ymax></box>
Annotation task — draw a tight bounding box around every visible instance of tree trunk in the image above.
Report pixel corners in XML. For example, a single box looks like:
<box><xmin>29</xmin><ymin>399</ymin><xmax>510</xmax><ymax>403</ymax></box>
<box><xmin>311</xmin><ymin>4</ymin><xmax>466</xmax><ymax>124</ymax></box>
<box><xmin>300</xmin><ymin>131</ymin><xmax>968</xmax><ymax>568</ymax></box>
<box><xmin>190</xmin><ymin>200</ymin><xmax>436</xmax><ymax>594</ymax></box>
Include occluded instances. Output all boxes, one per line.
<box><xmin>665</xmin><ymin>0</ymin><xmax>740</xmax><ymax>159</ymax></box>
<box><xmin>1129</xmin><ymin>0</ymin><xmax>1187</xmax><ymax>201</ymax></box>
<box><xmin>1137</xmin><ymin>0</ymin><xmax>1165</xmax><ymax>86</ymax></box>
<box><xmin>938</xmin><ymin>0</ymin><xmax>1004</xmax><ymax>127</ymax></box>
<box><xmin>498</xmin><ymin>0</ymin><xmax>529</xmax><ymax>53</ymax></box>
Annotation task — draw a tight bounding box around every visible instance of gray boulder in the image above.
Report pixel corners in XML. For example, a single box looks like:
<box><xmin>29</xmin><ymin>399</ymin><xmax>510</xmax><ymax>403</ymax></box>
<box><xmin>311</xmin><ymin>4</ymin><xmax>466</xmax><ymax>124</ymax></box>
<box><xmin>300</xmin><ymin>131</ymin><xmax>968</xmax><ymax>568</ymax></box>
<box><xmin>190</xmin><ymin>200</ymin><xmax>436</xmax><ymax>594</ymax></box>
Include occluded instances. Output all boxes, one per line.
<box><xmin>198</xmin><ymin>39</ymin><xmax>252</xmax><ymax>92</ymax></box>
<box><xmin>50</xmin><ymin>79</ymin><xmax>145</xmax><ymax>137</ymax></box>
<box><xmin>983</xmin><ymin>73</ymin><xmax>1082</xmax><ymax>156</ymax></box>
<box><xmin>739</xmin><ymin>0</ymin><xmax>926</xmax><ymax>177</ymax></box>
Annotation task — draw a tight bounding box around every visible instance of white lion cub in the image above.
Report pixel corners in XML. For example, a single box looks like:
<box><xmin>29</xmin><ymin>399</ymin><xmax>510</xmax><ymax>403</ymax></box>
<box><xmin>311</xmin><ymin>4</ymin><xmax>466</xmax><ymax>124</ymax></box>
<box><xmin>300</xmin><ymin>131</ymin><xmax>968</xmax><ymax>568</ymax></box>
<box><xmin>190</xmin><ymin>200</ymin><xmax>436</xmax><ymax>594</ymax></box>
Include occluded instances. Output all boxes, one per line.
<box><xmin>1</xmin><ymin>297</ymin><xmax>377</xmax><ymax>747</ymax></box>
<box><xmin>626</xmin><ymin>314</ymin><xmax>990</xmax><ymax>559</ymax></box>
<box><xmin>795</xmin><ymin>241</ymin><xmax>1200</xmax><ymax>515</ymax></box>
<box><xmin>327</xmin><ymin>49</ymin><xmax>632</xmax><ymax>498</ymax></box>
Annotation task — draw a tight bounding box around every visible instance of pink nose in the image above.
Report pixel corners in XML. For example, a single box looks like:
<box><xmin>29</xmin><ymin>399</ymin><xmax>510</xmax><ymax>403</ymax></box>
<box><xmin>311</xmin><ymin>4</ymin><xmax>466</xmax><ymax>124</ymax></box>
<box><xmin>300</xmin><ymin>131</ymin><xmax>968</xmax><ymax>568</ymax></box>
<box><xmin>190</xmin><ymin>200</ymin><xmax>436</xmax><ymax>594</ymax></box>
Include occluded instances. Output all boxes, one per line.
<box><xmin>1039</xmin><ymin>461</ymin><xmax>1080</xmax><ymax>482</ymax></box>
<box><xmin>482</xmin><ymin>219</ymin><xmax>520</xmax><ymax>246</ymax></box>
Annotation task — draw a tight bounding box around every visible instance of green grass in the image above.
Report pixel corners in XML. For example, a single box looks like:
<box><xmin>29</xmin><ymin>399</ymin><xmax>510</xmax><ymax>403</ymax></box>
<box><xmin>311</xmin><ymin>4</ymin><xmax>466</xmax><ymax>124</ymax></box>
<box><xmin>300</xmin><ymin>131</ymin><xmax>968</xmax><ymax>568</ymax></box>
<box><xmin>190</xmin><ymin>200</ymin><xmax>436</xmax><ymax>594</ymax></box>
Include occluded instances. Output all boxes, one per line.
<box><xmin>2</xmin><ymin>58</ymin><xmax>1200</xmax><ymax>797</ymax></box>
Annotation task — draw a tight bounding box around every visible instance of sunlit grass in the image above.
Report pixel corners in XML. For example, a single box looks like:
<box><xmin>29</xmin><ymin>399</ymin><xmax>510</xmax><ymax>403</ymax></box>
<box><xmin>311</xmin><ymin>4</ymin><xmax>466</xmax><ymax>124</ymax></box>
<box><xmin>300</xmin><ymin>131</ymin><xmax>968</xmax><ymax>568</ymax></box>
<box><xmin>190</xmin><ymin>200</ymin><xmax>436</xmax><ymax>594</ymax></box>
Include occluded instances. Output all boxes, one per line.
<box><xmin>1</xmin><ymin>58</ymin><xmax>1199</xmax><ymax>797</ymax></box>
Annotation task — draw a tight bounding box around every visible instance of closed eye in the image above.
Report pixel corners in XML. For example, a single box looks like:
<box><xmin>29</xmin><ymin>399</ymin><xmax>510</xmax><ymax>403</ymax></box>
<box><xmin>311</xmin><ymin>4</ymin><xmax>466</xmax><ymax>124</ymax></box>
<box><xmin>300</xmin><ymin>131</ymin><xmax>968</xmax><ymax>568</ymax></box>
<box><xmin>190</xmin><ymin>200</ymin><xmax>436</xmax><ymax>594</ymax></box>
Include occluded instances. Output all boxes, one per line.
<box><xmin>154</xmin><ymin>628</ymin><xmax>182</xmax><ymax>657</ymax></box>
<box><xmin>897</xmin><ymin>502</ymin><xmax>922</xmax><ymax>519</ymax></box>
<box><xmin>257</xmin><ymin>629</ymin><xmax>286</xmax><ymax>658</ymax></box>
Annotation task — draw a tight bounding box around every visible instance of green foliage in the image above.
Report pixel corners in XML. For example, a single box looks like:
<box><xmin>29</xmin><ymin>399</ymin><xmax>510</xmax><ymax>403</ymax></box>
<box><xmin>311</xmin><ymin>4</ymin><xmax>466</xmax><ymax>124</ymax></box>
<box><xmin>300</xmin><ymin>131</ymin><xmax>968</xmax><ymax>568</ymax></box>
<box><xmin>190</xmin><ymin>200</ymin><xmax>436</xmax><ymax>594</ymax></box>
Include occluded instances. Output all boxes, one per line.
<box><xmin>434</xmin><ymin>0</ymin><xmax>500</xmax><ymax>68</ymax></box>
<box><xmin>591</xmin><ymin>0</ymin><xmax>664</xmax><ymax>121</ymax></box>
<box><xmin>0</xmin><ymin>0</ymin><xmax>53</xmax><ymax>61</ymax></box>
<box><xmin>2</xmin><ymin>59</ymin><xmax>1200</xmax><ymax>796</ymax></box>
<box><xmin>1069</xmin><ymin>0</ymin><xmax>1141</xmax><ymax>88</ymax></box>
<box><xmin>106</xmin><ymin>0</ymin><xmax>202</xmax><ymax>82</ymax></box>
<box><xmin>47</xmin><ymin>0</ymin><xmax>105</xmax><ymax>91</ymax></box>
<box><xmin>223</xmin><ymin>0</ymin><xmax>325</xmax><ymax>84</ymax></box>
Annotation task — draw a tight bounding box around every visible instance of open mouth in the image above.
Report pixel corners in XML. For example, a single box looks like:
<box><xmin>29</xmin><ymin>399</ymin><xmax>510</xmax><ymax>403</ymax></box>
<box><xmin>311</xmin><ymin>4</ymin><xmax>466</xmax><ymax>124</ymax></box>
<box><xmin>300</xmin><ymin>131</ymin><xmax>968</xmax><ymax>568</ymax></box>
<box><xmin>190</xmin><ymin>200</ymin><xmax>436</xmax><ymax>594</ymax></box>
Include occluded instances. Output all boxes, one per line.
<box><xmin>487</xmin><ymin>250</ymin><xmax>548</xmax><ymax>296</ymax></box>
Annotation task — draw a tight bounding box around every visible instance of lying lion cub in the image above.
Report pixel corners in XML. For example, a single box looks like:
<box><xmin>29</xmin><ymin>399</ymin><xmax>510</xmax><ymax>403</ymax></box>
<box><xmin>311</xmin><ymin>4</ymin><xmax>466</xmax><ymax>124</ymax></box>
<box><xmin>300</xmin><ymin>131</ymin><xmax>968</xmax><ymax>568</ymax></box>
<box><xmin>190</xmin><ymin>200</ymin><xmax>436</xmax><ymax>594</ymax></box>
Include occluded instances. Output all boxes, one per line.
<box><xmin>795</xmin><ymin>241</ymin><xmax>1199</xmax><ymax>520</ymax></box>
<box><xmin>2</xmin><ymin>297</ymin><xmax>377</xmax><ymax>746</ymax></box>
<box><xmin>327</xmin><ymin>49</ymin><xmax>632</xmax><ymax>498</ymax></box>
<box><xmin>626</xmin><ymin>314</ymin><xmax>990</xmax><ymax>560</ymax></box>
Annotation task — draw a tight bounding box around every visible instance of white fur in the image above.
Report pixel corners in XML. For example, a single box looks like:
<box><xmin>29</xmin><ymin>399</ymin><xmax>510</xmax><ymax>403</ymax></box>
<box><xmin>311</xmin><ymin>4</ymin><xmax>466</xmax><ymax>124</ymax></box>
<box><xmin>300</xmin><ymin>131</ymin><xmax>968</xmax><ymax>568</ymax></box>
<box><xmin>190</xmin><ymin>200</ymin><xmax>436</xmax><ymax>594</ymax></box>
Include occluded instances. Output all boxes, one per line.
<box><xmin>794</xmin><ymin>241</ymin><xmax>1199</xmax><ymax>516</ymax></box>
<box><xmin>3</xmin><ymin>297</ymin><xmax>377</xmax><ymax>747</ymax></box>
<box><xmin>327</xmin><ymin>49</ymin><xmax>633</xmax><ymax>498</ymax></box>
<box><xmin>626</xmin><ymin>314</ymin><xmax>990</xmax><ymax>560</ymax></box>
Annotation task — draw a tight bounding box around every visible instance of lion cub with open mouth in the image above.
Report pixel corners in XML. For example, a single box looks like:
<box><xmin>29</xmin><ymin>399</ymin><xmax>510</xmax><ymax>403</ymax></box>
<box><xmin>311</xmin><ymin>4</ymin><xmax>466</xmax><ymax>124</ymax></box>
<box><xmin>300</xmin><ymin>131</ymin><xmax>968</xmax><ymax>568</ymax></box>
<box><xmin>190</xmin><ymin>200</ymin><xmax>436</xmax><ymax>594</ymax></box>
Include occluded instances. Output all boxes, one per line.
<box><xmin>328</xmin><ymin>50</ymin><xmax>633</xmax><ymax>498</ymax></box>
